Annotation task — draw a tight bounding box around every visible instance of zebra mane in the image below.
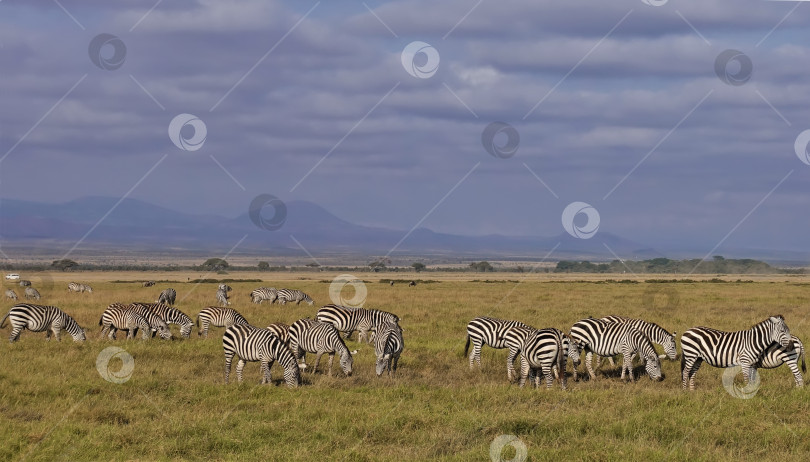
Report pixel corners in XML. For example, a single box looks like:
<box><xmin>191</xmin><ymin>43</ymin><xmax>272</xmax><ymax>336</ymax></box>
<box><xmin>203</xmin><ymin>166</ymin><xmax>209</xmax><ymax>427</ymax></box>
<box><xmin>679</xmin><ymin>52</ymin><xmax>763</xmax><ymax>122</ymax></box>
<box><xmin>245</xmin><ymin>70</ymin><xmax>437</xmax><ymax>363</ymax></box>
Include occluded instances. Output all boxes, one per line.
<box><xmin>62</xmin><ymin>312</ymin><xmax>83</xmax><ymax>336</ymax></box>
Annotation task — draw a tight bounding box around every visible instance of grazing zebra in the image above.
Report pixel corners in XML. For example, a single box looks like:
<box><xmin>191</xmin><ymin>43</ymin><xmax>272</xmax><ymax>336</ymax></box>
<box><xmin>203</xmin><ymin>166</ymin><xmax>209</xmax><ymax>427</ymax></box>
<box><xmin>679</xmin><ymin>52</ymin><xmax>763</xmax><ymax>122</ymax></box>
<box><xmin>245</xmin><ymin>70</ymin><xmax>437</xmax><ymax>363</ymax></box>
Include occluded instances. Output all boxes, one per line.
<box><xmin>569</xmin><ymin>317</ymin><xmax>663</xmax><ymax>382</ymax></box>
<box><xmin>316</xmin><ymin>304</ymin><xmax>400</xmax><ymax>343</ymax></box>
<box><xmin>82</xmin><ymin>284</ymin><xmax>93</xmax><ymax>293</ymax></box>
<box><xmin>218</xmin><ymin>284</ymin><xmax>232</xmax><ymax>292</ymax></box>
<box><xmin>0</xmin><ymin>303</ymin><xmax>86</xmax><ymax>342</ymax></box>
<box><xmin>276</xmin><ymin>289</ymin><xmax>314</xmax><ymax>306</ymax></box>
<box><xmin>464</xmin><ymin>316</ymin><xmax>531</xmax><ymax>369</ymax></box>
<box><xmin>596</xmin><ymin>315</ymin><xmax>677</xmax><ymax>368</ymax></box>
<box><xmin>266</xmin><ymin>322</ymin><xmax>290</xmax><ymax>345</ymax></box>
<box><xmin>755</xmin><ymin>335</ymin><xmax>806</xmax><ymax>387</ymax></box>
<box><xmin>19</xmin><ymin>280</ymin><xmax>31</xmax><ymax>287</ymax></box>
<box><xmin>196</xmin><ymin>306</ymin><xmax>249</xmax><ymax>338</ymax></box>
<box><xmin>375</xmin><ymin>321</ymin><xmax>404</xmax><ymax>376</ymax></box>
<box><xmin>24</xmin><ymin>287</ymin><xmax>41</xmax><ymax>300</ymax></box>
<box><xmin>216</xmin><ymin>288</ymin><xmax>230</xmax><ymax>307</ymax></box>
<box><xmin>113</xmin><ymin>303</ymin><xmax>173</xmax><ymax>340</ymax></box>
<box><xmin>5</xmin><ymin>289</ymin><xmax>17</xmax><ymax>300</ymax></box>
<box><xmin>250</xmin><ymin>287</ymin><xmax>278</xmax><ymax>304</ymax></box>
<box><xmin>502</xmin><ymin>326</ymin><xmax>581</xmax><ymax>382</ymax></box>
<box><xmin>389</xmin><ymin>281</ymin><xmax>394</xmax><ymax>286</ymax></box>
<box><xmin>518</xmin><ymin>328</ymin><xmax>568</xmax><ymax>389</ymax></box>
<box><xmin>142</xmin><ymin>281</ymin><xmax>155</xmax><ymax>287</ymax></box>
<box><xmin>68</xmin><ymin>282</ymin><xmax>83</xmax><ymax>293</ymax></box>
<box><xmin>99</xmin><ymin>306</ymin><xmax>151</xmax><ymax>340</ymax></box>
<box><xmin>408</xmin><ymin>281</ymin><xmax>416</xmax><ymax>287</ymax></box>
<box><xmin>135</xmin><ymin>302</ymin><xmax>194</xmax><ymax>339</ymax></box>
<box><xmin>157</xmin><ymin>288</ymin><xmax>176</xmax><ymax>305</ymax></box>
<box><xmin>681</xmin><ymin>315</ymin><xmax>793</xmax><ymax>391</ymax></box>
<box><xmin>223</xmin><ymin>324</ymin><xmax>300</xmax><ymax>387</ymax></box>
<box><xmin>288</xmin><ymin>318</ymin><xmax>357</xmax><ymax>376</ymax></box>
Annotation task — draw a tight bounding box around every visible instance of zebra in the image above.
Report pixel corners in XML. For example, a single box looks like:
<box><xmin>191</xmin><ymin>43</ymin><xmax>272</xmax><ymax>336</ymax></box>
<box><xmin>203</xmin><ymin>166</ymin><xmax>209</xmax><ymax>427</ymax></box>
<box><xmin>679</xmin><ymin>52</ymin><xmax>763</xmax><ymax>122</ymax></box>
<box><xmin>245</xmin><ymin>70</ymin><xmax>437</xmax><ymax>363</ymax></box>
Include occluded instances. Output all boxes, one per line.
<box><xmin>5</xmin><ymin>289</ymin><xmax>17</xmax><ymax>300</ymax></box>
<box><xmin>569</xmin><ymin>317</ymin><xmax>663</xmax><ymax>382</ymax></box>
<box><xmin>24</xmin><ymin>287</ymin><xmax>41</xmax><ymax>300</ymax></box>
<box><xmin>218</xmin><ymin>284</ymin><xmax>232</xmax><ymax>292</ymax></box>
<box><xmin>114</xmin><ymin>303</ymin><xmax>173</xmax><ymax>340</ymax></box>
<box><xmin>196</xmin><ymin>306</ymin><xmax>249</xmax><ymax>338</ymax></box>
<box><xmin>250</xmin><ymin>287</ymin><xmax>278</xmax><ymax>304</ymax></box>
<box><xmin>375</xmin><ymin>321</ymin><xmax>404</xmax><ymax>376</ymax></box>
<box><xmin>81</xmin><ymin>284</ymin><xmax>93</xmax><ymax>293</ymax></box>
<box><xmin>502</xmin><ymin>326</ymin><xmax>581</xmax><ymax>383</ymax></box>
<box><xmin>316</xmin><ymin>304</ymin><xmax>400</xmax><ymax>343</ymax></box>
<box><xmin>517</xmin><ymin>328</ymin><xmax>569</xmax><ymax>389</ymax></box>
<box><xmin>0</xmin><ymin>303</ymin><xmax>86</xmax><ymax>342</ymax></box>
<box><xmin>216</xmin><ymin>288</ymin><xmax>230</xmax><ymax>307</ymax></box>
<box><xmin>135</xmin><ymin>302</ymin><xmax>194</xmax><ymax>339</ymax></box>
<box><xmin>157</xmin><ymin>288</ymin><xmax>176</xmax><ymax>305</ymax></box>
<box><xmin>464</xmin><ymin>316</ymin><xmax>531</xmax><ymax>369</ymax></box>
<box><xmin>681</xmin><ymin>315</ymin><xmax>793</xmax><ymax>391</ymax></box>
<box><xmin>68</xmin><ymin>282</ymin><xmax>84</xmax><ymax>293</ymax></box>
<box><xmin>408</xmin><ymin>281</ymin><xmax>416</xmax><ymax>287</ymax></box>
<box><xmin>19</xmin><ymin>280</ymin><xmax>31</xmax><ymax>287</ymax></box>
<box><xmin>288</xmin><ymin>318</ymin><xmax>357</xmax><ymax>376</ymax></box>
<box><xmin>595</xmin><ymin>315</ymin><xmax>677</xmax><ymax>368</ymax></box>
<box><xmin>266</xmin><ymin>322</ymin><xmax>290</xmax><ymax>345</ymax></box>
<box><xmin>276</xmin><ymin>289</ymin><xmax>314</xmax><ymax>306</ymax></box>
<box><xmin>142</xmin><ymin>281</ymin><xmax>155</xmax><ymax>287</ymax></box>
<box><xmin>755</xmin><ymin>335</ymin><xmax>806</xmax><ymax>387</ymax></box>
<box><xmin>99</xmin><ymin>305</ymin><xmax>151</xmax><ymax>340</ymax></box>
<box><xmin>223</xmin><ymin>324</ymin><xmax>300</xmax><ymax>387</ymax></box>
<box><xmin>389</xmin><ymin>281</ymin><xmax>394</xmax><ymax>286</ymax></box>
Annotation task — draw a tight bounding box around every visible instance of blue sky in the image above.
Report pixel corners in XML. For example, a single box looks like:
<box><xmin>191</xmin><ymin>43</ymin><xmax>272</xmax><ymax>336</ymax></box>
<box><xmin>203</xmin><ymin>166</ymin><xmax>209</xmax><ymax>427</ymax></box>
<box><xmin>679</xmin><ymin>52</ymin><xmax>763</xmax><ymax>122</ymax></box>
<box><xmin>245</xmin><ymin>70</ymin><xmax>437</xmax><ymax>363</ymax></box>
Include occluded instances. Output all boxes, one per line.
<box><xmin>1</xmin><ymin>0</ymin><xmax>810</xmax><ymax>254</ymax></box>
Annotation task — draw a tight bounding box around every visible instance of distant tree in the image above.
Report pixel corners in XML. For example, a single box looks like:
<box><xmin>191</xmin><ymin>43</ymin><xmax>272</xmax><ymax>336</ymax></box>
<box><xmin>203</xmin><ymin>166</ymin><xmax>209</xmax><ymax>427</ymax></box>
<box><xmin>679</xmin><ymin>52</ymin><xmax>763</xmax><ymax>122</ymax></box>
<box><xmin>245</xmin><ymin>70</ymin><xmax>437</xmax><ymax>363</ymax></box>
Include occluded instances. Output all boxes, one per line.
<box><xmin>202</xmin><ymin>258</ymin><xmax>229</xmax><ymax>271</ymax></box>
<box><xmin>52</xmin><ymin>259</ymin><xmax>78</xmax><ymax>271</ymax></box>
<box><xmin>257</xmin><ymin>261</ymin><xmax>270</xmax><ymax>270</ymax></box>
<box><xmin>369</xmin><ymin>257</ymin><xmax>391</xmax><ymax>273</ymax></box>
<box><xmin>411</xmin><ymin>263</ymin><xmax>426</xmax><ymax>273</ymax></box>
<box><xmin>515</xmin><ymin>266</ymin><xmax>525</xmax><ymax>273</ymax></box>
<box><xmin>469</xmin><ymin>261</ymin><xmax>494</xmax><ymax>272</ymax></box>
<box><xmin>713</xmin><ymin>255</ymin><xmax>725</xmax><ymax>261</ymax></box>
<box><xmin>305</xmin><ymin>263</ymin><xmax>320</xmax><ymax>268</ymax></box>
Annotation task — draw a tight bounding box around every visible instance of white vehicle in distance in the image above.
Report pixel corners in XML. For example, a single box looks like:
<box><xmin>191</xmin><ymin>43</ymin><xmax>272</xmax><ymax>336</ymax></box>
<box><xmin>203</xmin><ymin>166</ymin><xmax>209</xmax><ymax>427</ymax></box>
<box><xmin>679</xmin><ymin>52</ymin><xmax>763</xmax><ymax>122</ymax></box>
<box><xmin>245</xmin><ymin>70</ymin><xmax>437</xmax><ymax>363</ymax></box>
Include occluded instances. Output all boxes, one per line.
<box><xmin>5</xmin><ymin>274</ymin><xmax>20</xmax><ymax>280</ymax></box>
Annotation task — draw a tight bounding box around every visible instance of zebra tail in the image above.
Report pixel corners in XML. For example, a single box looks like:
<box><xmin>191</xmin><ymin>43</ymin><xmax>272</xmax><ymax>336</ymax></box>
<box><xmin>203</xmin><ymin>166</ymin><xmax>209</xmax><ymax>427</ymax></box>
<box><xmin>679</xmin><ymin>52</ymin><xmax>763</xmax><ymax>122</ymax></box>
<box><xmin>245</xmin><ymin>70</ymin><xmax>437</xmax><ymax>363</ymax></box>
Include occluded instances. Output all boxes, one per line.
<box><xmin>196</xmin><ymin>316</ymin><xmax>200</xmax><ymax>329</ymax></box>
<box><xmin>0</xmin><ymin>312</ymin><xmax>9</xmax><ymax>329</ymax></box>
<box><xmin>464</xmin><ymin>334</ymin><xmax>470</xmax><ymax>357</ymax></box>
<box><xmin>680</xmin><ymin>350</ymin><xmax>685</xmax><ymax>375</ymax></box>
<box><xmin>556</xmin><ymin>336</ymin><xmax>565</xmax><ymax>381</ymax></box>
<box><xmin>802</xmin><ymin>348</ymin><xmax>807</xmax><ymax>374</ymax></box>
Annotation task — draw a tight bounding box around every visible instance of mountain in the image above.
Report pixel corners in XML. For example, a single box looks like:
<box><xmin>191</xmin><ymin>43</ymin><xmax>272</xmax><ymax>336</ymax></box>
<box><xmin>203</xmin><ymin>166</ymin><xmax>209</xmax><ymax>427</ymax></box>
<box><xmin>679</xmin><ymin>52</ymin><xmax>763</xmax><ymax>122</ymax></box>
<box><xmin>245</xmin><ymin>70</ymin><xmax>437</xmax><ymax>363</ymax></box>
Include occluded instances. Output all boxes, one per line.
<box><xmin>0</xmin><ymin>196</ymin><xmax>658</xmax><ymax>259</ymax></box>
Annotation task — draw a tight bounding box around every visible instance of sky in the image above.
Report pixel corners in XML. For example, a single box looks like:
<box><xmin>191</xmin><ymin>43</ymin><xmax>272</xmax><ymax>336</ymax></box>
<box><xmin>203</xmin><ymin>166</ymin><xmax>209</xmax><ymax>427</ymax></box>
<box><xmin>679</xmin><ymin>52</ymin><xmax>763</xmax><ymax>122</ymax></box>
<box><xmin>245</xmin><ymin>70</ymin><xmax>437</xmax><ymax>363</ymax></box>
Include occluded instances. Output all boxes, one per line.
<box><xmin>1</xmin><ymin>0</ymin><xmax>810</xmax><ymax>255</ymax></box>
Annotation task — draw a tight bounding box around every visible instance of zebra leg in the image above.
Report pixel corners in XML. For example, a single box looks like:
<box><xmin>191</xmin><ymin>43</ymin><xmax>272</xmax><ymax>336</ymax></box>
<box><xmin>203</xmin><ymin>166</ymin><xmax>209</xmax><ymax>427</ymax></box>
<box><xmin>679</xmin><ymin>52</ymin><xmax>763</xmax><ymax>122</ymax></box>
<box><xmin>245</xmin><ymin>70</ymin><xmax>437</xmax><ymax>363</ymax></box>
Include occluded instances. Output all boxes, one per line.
<box><xmin>594</xmin><ymin>355</ymin><xmax>602</xmax><ymax>370</ymax></box>
<box><xmin>392</xmin><ymin>355</ymin><xmax>399</xmax><ymax>375</ymax></box>
<box><xmin>53</xmin><ymin>326</ymin><xmax>62</xmax><ymax>342</ymax></box>
<box><xmin>236</xmin><ymin>359</ymin><xmax>246</xmax><ymax>384</ymax></box>
<box><xmin>9</xmin><ymin>325</ymin><xmax>23</xmax><ymax>342</ymax></box>
<box><xmin>506</xmin><ymin>347</ymin><xmax>519</xmax><ymax>382</ymax></box>
<box><xmin>224</xmin><ymin>352</ymin><xmax>234</xmax><ymax>384</ymax></box>
<box><xmin>264</xmin><ymin>359</ymin><xmax>275</xmax><ymax>384</ymax></box>
<box><xmin>327</xmin><ymin>353</ymin><xmax>335</xmax><ymax>377</ymax></box>
<box><xmin>312</xmin><ymin>353</ymin><xmax>324</xmax><ymax>375</ymax></box>
<box><xmin>469</xmin><ymin>341</ymin><xmax>482</xmax><ymax>369</ymax></box>
<box><xmin>542</xmin><ymin>365</ymin><xmax>554</xmax><ymax>389</ymax></box>
<box><xmin>684</xmin><ymin>358</ymin><xmax>702</xmax><ymax>391</ymax></box>
<box><xmin>345</xmin><ymin>330</ymin><xmax>353</xmax><ymax>340</ymax></box>
<box><xmin>260</xmin><ymin>360</ymin><xmax>270</xmax><ymax>384</ymax></box>
<box><xmin>585</xmin><ymin>352</ymin><xmax>596</xmax><ymax>380</ymax></box>
<box><xmin>621</xmin><ymin>352</ymin><xmax>634</xmax><ymax>381</ymax></box>
<box><xmin>787</xmin><ymin>360</ymin><xmax>804</xmax><ymax>387</ymax></box>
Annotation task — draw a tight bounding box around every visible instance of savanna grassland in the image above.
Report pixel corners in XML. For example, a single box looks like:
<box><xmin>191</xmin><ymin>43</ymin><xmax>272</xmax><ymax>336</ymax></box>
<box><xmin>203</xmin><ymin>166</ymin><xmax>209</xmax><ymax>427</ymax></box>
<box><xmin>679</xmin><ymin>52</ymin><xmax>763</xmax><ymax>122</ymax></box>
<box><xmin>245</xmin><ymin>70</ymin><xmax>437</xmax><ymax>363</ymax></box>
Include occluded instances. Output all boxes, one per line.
<box><xmin>1</xmin><ymin>271</ymin><xmax>810</xmax><ymax>461</ymax></box>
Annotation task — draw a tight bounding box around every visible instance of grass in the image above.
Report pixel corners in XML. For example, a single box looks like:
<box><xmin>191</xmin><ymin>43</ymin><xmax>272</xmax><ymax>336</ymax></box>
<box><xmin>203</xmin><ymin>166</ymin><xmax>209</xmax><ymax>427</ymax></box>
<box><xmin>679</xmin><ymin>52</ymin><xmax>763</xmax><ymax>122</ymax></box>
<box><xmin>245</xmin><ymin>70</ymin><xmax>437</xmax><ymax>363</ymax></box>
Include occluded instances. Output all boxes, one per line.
<box><xmin>1</xmin><ymin>272</ymin><xmax>810</xmax><ymax>461</ymax></box>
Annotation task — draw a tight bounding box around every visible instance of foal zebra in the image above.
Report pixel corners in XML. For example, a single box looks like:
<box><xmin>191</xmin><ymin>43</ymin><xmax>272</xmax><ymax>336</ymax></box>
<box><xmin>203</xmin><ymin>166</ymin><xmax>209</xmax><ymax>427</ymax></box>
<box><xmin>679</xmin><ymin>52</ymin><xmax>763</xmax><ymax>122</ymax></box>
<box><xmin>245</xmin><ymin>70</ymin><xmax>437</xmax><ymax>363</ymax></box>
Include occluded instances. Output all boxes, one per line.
<box><xmin>99</xmin><ymin>306</ymin><xmax>151</xmax><ymax>340</ymax></box>
<box><xmin>518</xmin><ymin>328</ymin><xmax>569</xmax><ymax>389</ymax></box>
<box><xmin>216</xmin><ymin>288</ymin><xmax>230</xmax><ymax>307</ymax></box>
<box><xmin>374</xmin><ymin>321</ymin><xmax>404</xmax><ymax>376</ymax></box>
<box><xmin>288</xmin><ymin>319</ymin><xmax>357</xmax><ymax>376</ymax></box>
<box><xmin>569</xmin><ymin>317</ymin><xmax>663</xmax><ymax>382</ymax></box>
<box><xmin>0</xmin><ymin>303</ymin><xmax>86</xmax><ymax>342</ymax></box>
<box><xmin>250</xmin><ymin>287</ymin><xmax>278</xmax><ymax>304</ymax></box>
<box><xmin>755</xmin><ymin>335</ymin><xmax>806</xmax><ymax>387</ymax></box>
<box><xmin>680</xmin><ymin>315</ymin><xmax>793</xmax><ymax>391</ymax></box>
<box><xmin>196</xmin><ymin>307</ymin><xmax>249</xmax><ymax>338</ymax></box>
<box><xmin>316</xmin><ymin>304</ymin><xmax>400</xmax><ymax>343</ymax></box>
<box><xmin>596</xmin><ymin>315</ymin><xmax>677</xmax><ymax>368</ymax></box>
<box><xmin>223</xmin><ymin>324</ymin><xmax>300</xmax><ymax>387</ymax></box>
<box><xmin>276</xmin><ymin>289</ymin><xmax>313</xmax><ymax>306</ymax></box>
<box><xmin>464</xmin><ymin>316</ymin><xmax>531</xmax><ymax>369</ymax></box>
<box><xmin>24</xmin><ymin>287</ymin><xmax>41</xmax><ymax>300</ymax></box>
<box><xmin>5</xmin><ymin>289</ymin><xmax>17</xmax><ymax>300</ymax></box>
<box><xmin>135</xmin><ymin>302</ymin><xmax>194</xmax><ymax>339</ymax></box>
<box><xmin>157</xmin><ymin>288</ymin><xmax>176</xmax><ymax>305</ymax></box>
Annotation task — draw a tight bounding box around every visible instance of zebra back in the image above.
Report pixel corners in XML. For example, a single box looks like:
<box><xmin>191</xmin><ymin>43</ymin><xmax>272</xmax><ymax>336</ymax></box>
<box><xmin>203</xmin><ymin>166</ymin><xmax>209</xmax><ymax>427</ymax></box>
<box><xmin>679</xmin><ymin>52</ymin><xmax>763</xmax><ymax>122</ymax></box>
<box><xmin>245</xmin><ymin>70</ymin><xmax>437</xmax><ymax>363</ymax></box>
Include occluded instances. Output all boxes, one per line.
<box><xmin>223</xmin><ymin>324</ymin><xmax>300</xmax><ymax>387</ymax></box>
<box><xmin>466</xmin><ymin>316</ymin><xmax>531</xmax><ymax>351</ymax></box>
<box><xmin>681</xmin><ymin>315</ymin><xmax>792</xmax><ymax>369</ymax></box>
<box><xmin>157</xmin><ymin>288</ymin><xmax>177</xmax><ymax>305</ymax></box>
<box><xmin>251</xmin><ymin>287</ymin><xmax>278</xmax><ymax>304</ymax></box>
<box><xmin>289</xmin><ymin>319</ymin><xmax>355</xmax><ymax>375</ymax></box>
<box><xmin>278</xmin><ymin>289</ymin><xmax>314</xmax><ymax>305</ymax></box>
<box><xmin>519</xmin><ymin>327</ymin><xmax>567</xmax><ymax>389</ymax></box>
<box><xmin>24</xmin><ymin>287</ymin><xmax>41</xmax><ymax>300</ymax></box>
<box><xmin>266</xmin><ymin>322</ymin><xmax>290</xmax><ymax>344</ymax></box>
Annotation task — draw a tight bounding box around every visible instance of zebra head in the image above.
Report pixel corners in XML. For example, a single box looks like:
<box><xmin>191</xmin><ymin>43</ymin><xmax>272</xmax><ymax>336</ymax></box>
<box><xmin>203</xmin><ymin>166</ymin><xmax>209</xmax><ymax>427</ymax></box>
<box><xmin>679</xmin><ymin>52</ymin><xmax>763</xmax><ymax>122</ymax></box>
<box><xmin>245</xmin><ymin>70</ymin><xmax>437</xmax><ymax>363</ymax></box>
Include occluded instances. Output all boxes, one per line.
<box><xmin>769</xmin><ymin>315</ymin><xmax>792</xmax><ymax>349</ymax></box>
<box><xmin>179</xmin><ymin>322</ymin><xmax>193</xmax><ymax>339</ymax></box>
<box><xmin>661</xmin><ymin>331</ymin><xmax>677</xmax><ymax>360</ymax></box>
<box><xmin>157</xmin><ymin>324</ymin><xmax>173</xmax><ymax>340</ymax></box>
<box><xmin>340</xmin><ymin>349</ymin><xmax>357</xmax><ymax>376</ymax></box>
<box><xmin>304</xmin><ymin>295</ymin><xmax>314</xmax><ymax>306</ymax></box>
<box><xmin>375</xmin><ymin>354</ymin><xmax>389</xmax><ymax>376</ymax></box>
<box><xmin>565</xmin><ymin>335</ymin><xmax>581</xmax><ymax>367</ymax></box>
<box><xmin>73</xmin><ymin>327</ymin><xmax>87</xmax><ymax>342</ymax></box>
<box><xmin>284</xmin><ymin>362</ymin><xmax>301</xmax><ymax>388</ymax></box>
<box><xmin>84</xmin><ymin>286</ymin><xmax>93</xmax><ymax>294</ymax></box>
<box><xmin>644</xmin><ymin>353</ymin><xmax>664</xmax><ymax>381</ymax></box>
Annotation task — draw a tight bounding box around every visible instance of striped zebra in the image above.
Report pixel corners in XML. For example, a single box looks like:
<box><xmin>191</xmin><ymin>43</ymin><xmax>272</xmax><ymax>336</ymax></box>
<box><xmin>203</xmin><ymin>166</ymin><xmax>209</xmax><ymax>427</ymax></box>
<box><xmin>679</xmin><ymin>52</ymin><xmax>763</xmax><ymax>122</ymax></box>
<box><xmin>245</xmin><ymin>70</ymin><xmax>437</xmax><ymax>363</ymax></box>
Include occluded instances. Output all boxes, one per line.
<box><xmin>223</xmin><ymin>324</ymin><xmax>300</xmax><ymax>387</ymax></box>
<box><xmin>374</xmin><ymin>321</ymin><xmax>404</xmax><ymax>376</ymax></box>
<box><xmin>216</xmin><ymin>288</ymin><xmax>230</xmax><ymax>307</ymax></box>
<box><xmin>218</xmin><ymin>284</ymin><xmax>232</xmax><ymax>292</ymax></box>
<box><xmin>316</xmin><ymin>304</ymin><xmax>400</xmax><ymax>343</ymax></box>
<box><xmin>196</xmin><ymin>306</ymin><xmax>249</xmax><ymax>338</ymax></box>
<box><xmin>502</xmin><ymin>326</ymin><xmax>581</xmax><ymax>382</ymax></box>
<box><xmin>99</xmin><ymin>305</ymin><xmax>151</xmax><ymax>340</ymax></box>
<box><xmin>596</xmin><ymin>315</ymin><xmax>677</xmax><ymax>368</ymax></box>
<box><xmin>681</xmin><ymin>315</ymin><xmax>793</xmax><ymax>391</ymax></box>
<box><xmin>24</xmin><ymin>287</ymin><xmax>41</xmax><ymax>300</ymax></box>
<box><xmin>464</xmin><ymin>316</ymin><xmax>531</xmax><ymax>369</ymax></box>
<box><xmin>250</xmin><ymin>287</ymin><xmax>278</xmax><ymax>304</ymax></box>
<box><xmin>755</xmin><ymin>335</ymin><xmax>805</xmax><ymax>387</ymax></box>
<box><xmin>111</xmin><ymin>303</ymin><xmax>172</xmax><ymax>340</ymax></box>
<box><xmin>5</xmin><ymin>289</ymin><xmax>17</xmax><ymax>300</ymax></box>
<box><xmin>288</xmin><ymin>318</ymin><xmax>357</xmax><ymax>376</ymax></box>
<box><xmin>518</xmin><ymin>328</ymin><xmax>569</xmax><ymax>389</ymax></box>
<box><xmin>68</xmin><ymin>282</ymin><xmax>83</xmax><ymax>293</ymax></box>
<box><xmin>81</xmin><ymin>284</ymin><xmax>93</xmax><ymax>293</ymax></box>
<box><xmin>135</xmin><ymin>302</ymin><xmax>194</xmax><ymax>339</ymax></box>
<box><xmin>19</xmin><ymin>280</ymin><xmax>31</xmax><ymax>287</ymax></box>
<box><xmin>276</xmin><ymin>289</ymin><xmax>313</xmax><ymax>306</ymax></box>
<box><xmin>0</xmin><ymin>303</ymin><xmax>86</xmax><ymax>342</ymax></box>
<box><xmin>570</xmin><ymin>317</ymin><xmax>663</xmax><ymax>382</ymax></box>
<box><xmin>157</xmin><ymin>288</ymin><xmax>176</xmax><ymax>305</ymax></box>
<box><xmin>266</xmin><ymin>322</ymin><xmax>290</xmax><ymax>345</ymax></box>
<box><xmin>142</xmin><ymin>281</ymin><xmax>155</xmax><ymax>287</ymax></box>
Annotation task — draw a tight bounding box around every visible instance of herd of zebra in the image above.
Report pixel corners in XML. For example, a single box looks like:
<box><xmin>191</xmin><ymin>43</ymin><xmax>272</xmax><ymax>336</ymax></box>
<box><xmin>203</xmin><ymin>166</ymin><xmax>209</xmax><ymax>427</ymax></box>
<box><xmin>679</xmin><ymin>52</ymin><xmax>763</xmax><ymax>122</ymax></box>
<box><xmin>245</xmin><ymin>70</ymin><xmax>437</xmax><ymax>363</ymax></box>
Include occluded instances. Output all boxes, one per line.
<box><xmin>3</xmin><ymin>278</ymin><xmax>61</xmax><ymax>301</ymax></box>
<box><xmin>466</xmin><ymin>314</ymin><xmax>806</xmax><ymax>391</ymax></box>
